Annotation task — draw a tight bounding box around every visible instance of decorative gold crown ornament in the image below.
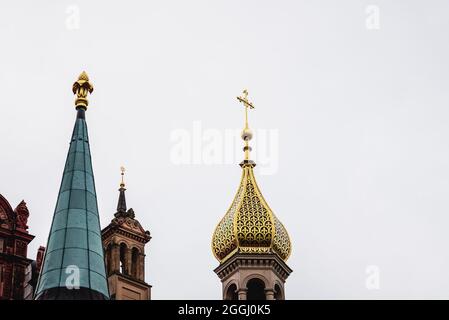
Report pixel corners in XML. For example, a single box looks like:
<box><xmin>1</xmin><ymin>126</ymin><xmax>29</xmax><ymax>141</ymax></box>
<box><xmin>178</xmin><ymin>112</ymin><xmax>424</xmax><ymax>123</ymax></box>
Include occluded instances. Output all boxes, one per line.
<box><xmin>72</xmin><ymin>71</ymin><xmax>94</xmax><ymax>109</ymax></box>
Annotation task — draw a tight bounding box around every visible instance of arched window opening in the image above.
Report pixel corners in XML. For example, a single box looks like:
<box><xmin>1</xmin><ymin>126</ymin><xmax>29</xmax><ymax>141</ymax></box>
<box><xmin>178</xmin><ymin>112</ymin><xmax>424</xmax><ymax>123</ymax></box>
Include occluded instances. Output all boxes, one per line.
<box><xmin>225</xmin><ymin>284</ymin><xmax>238</xmax><ymax>300</ymax></box>
<box><xmin>119</xmin><ymin>243</ymin><xmax>127</xmax><ymax>275</ymax></box>
<box><xmin>131</xmin><ymin>247</ymin><xmax>139</xmax><ymax>278</ymax></box>
<box><xmin>247</xmin><ymin>278</ymin><xmax>266</xmax><ymax>300</ymax></box>
<box><xmin>274</xmin><ymin>284</ymin><xmax>283</xmax><ymax>300</ymax></box>
<box><xmin>106</xmin><ymin>244</ymin><xmax>113</xmax><ymax>275</ymax></box>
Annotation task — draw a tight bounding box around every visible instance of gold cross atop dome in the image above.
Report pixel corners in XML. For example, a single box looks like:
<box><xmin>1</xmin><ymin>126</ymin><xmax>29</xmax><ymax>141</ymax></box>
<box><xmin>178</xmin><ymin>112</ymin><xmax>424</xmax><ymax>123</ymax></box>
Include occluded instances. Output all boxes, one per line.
<box><xmin>237</xmin><ymin>90</ymin><xmax>255</xmax><ymax>161</ymax></box>
<box><xmin>72</xmin><ymin>71</ymin><xmax>94</xmax><ymax>110</ymax></box>
<box><xmin>237</xmin><ymin>89</ymin><xmax>254</xmax><ymax>110</ymax></box>
<box><xmin>120</xmin><ymin>166</ymin><xmax>126</xmax><ymax>188</ymax></box>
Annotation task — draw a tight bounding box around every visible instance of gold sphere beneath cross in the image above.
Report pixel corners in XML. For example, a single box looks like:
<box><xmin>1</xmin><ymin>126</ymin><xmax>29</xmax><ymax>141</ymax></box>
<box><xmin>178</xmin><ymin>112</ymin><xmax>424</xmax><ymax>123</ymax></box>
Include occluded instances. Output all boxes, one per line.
<box><xmin>241</xmin><ymin>128</ymin><xmax>253</xmax><ymax>141</ymax></box>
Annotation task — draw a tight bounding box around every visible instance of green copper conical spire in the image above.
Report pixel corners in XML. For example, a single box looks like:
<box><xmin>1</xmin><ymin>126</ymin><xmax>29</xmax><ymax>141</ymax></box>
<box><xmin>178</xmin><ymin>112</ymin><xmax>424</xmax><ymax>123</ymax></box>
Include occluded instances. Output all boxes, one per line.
<box><xmin>35</xmin><ymin>72</ymin><xmax>109</xmax><ymax>300</ymax></box>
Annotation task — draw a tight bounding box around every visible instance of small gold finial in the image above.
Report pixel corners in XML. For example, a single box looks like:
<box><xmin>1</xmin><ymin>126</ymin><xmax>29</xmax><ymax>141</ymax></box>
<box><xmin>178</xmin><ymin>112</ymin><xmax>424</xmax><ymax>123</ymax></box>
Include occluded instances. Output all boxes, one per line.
<box><xmin>237</xmin><ymin>89</ymin><xmax>255</xmax><ymax>160</ymax></box>
<box><xmin>72</xmin><ymin>71</ymin><xmax>94</xmax><ymax>110</ymax></box>
<box><xmin>120</xmin><ymin>166</ymin><xmax>126</xmax><ymax>188</ymax></box>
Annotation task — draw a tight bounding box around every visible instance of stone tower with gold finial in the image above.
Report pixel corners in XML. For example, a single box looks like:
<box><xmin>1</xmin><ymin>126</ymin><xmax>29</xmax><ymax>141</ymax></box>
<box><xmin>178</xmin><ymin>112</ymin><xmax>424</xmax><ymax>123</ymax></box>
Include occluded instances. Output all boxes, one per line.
<box><xmin>101</xmin><ymin>168</ymin><xmax>152</xmax><ymax>300</ymax></box>
<box><xmin>212</xmin><ymin>90</ymin><xmax>292</xmax><ymax>300</ymax></box>
<box><xmin>35</xmin><ymin>72</ymin><xmax>109</xmax><ymax>300</ymax></box>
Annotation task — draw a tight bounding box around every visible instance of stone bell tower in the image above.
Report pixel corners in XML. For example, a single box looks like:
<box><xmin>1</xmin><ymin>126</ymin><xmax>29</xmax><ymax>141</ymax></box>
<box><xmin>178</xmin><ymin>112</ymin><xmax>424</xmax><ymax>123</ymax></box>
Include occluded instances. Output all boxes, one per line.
<box><xmin>212</xmin><ymin>90</ymin><xmax>292</xmax><ymax>300</ymax></box>
<box><xmin>101</xmin><ymin>168</ymin><xmax>152</xmax><ymax>300</ymax></box>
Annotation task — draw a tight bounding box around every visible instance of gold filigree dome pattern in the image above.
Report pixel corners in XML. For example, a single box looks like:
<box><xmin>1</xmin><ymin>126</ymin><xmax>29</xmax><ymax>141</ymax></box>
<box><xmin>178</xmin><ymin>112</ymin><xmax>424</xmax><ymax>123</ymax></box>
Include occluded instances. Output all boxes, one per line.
<box><xmin>212</xmin><ymin>162</ymin><xmax>291</xmax><ymax>262</ymax></box>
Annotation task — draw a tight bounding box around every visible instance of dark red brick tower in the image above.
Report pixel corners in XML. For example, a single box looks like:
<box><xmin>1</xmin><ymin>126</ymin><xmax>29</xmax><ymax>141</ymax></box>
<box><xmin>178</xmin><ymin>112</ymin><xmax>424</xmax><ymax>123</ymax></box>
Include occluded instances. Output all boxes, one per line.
<box><xmin>0</xmin><ymin>194</ymin><xmax>35</xmax><ymax>300</ymax></box>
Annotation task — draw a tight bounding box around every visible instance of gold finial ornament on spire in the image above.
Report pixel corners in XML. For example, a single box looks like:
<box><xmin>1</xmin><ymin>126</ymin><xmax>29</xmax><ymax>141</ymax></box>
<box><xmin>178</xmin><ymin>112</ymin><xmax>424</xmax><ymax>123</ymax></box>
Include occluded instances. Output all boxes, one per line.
<box><xmin>120</xmin><ymin>166</ymin><xmax>126</xmax><ymax>188</ymax></box>
<box><xmin>237</xmin><ymin>89</ymin><xmax>255</xmax><ymax>161</ymax></box>
<box><xmin>72</xmin><ymin>71</ymin><xmax>94</xmax><ymax>110</ymax></box>
<box><xmin>212</xmin><ymin>91</ymin><xmax>292</xmax><ymax>263</ymax></box>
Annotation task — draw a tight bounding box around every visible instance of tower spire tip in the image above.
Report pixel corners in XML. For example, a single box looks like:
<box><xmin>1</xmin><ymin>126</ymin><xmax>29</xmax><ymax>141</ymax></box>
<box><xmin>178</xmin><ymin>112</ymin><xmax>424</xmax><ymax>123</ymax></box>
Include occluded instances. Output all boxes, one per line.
<box><xmin>120</xmin><ymin>166</ymin><xmax>126</xmax><ymax>188</ymax></box>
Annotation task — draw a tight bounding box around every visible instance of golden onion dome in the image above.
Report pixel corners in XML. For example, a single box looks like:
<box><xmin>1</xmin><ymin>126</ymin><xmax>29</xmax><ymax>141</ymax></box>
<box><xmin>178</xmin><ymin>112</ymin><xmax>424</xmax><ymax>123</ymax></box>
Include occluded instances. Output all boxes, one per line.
<box><xmin>212</xmin><ymin>160</ymin><xmax>291</xmax><ymax>262</ymax></box>
<box><xmin>212</xmin><ymin>90</ymin><xmax>292</xmax><ymax>262</ymax></box>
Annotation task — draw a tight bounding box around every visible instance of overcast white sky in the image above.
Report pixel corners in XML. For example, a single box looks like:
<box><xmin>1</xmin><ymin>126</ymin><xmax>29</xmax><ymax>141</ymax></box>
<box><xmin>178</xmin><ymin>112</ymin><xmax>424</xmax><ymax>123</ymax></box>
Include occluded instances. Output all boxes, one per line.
<box><xmin>1</xmin><ymin>0</ymin><xmax>449</xmax><ymax>299</ymax></box>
